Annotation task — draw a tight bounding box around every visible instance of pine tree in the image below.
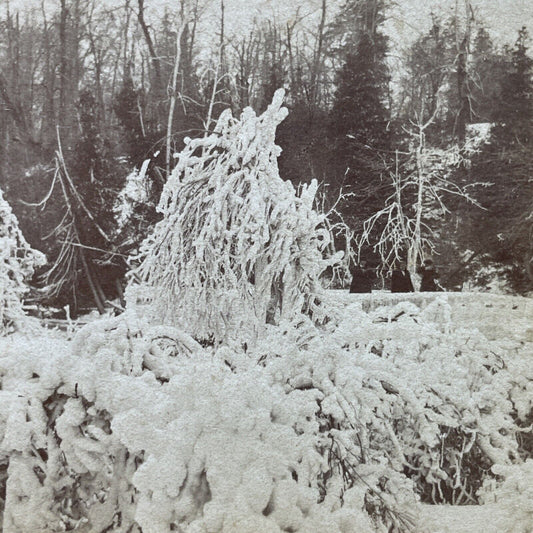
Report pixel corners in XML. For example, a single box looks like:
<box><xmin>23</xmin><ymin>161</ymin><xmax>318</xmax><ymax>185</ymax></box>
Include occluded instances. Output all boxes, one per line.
<box><xmin>460</xmin><ymin>27</ymin><xmax>533</xmax><ymax>292</ymax></box>
<box><xmin>38</xmin><ymin>90</ymin><xmax>129</xmax><ymax>312</ymax></box>
<box><xmin>330</xmin><ymin>32</ymin><xmax>390</xmax><ymax>148</ymax></box>
<box><xmin>400</xmin><ymin>19</ymin><xmax>454</xmax><ymax>141</ymax></box>
<box><xmin>328</xmin><ymin>1</ymin><xmax>392</xmax><ymax>231</ymax></box>
<box><xmin>114</xmin><ymin>71</ymin><xmax>147</xmax><ymax>166</ymax></box>
<box><xmin>494</xmin><ymin>27</ymin><xmax>533</xmax><ymax>145</ymax></box>
<box><xmin>470</xmin><ymin>27</ymin><xmax>506</xmax><ymax>123</ymax></box>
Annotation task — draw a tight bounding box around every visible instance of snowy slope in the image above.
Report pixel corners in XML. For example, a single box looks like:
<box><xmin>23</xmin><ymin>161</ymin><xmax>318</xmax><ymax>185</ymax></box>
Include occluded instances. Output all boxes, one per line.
<box><xmin>332</xmin><ymin>290</ymin><xmax>533</xmax><ymax>342</ymax></box>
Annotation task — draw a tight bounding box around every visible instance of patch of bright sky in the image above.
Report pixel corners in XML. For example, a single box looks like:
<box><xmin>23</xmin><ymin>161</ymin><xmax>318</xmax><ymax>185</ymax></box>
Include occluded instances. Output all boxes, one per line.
<box><xmin>4</xmin><ymin>0</ymin><xmax>533</xmax><ymax>51</ymax></box>
<box><xmin>186</xmin><ymin>0</ymin><xmax>533</xmax><ymax>66</ymax></box>
<box><xmin>385</xmin><ymin>0</ymin><xmax>533</xmax><ymax>50</ymax></box>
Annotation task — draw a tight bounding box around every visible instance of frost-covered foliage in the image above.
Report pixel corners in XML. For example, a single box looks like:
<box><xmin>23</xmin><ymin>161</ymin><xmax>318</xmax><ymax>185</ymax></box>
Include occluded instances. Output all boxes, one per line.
<box><xmin>114</xmin><ymin>159</ymin><xmax>152</xmax><ymax>230</ymax></box>
<box><xmin>0</xmin><ymin>188</ymin><xmax>46</xmax><ymax>335</ymax></box>
<box><xmin>1</xmin><ymin>297</ymin><xmax>531</xmax><ymax>532</ymax></box>
<box><xmin>129</xmin><ymin>89</ymin><xmax>341</xmax><ymax>343</ymax></box>
<box><xmin>357</xmin><ymin>120</ymin><xmax>486</xmax><ymax>273</ymax></box>
<box><xmin>0</xmin><ymin>314</ymin><xmax>388</xmax><ymax>533</ymax></box>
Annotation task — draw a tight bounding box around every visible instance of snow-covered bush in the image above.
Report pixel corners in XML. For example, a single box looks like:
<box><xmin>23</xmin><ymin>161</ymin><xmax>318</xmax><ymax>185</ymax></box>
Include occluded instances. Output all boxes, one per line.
<box><xmin>258</xmin><ymin>296</ymin><xmax>525</xmax><ymax>506</ymax></box>
<box><xmin>114</xmin><ymin>159</ymin><xmax>152</xmax><ymax>231</ymax></box>
<box><xmin>1</xmin><ymin>296</ymin><xmax>531</xmax><ymax>532</ymax></box>
<box><xmin>0</xmin><ymin>188</ymin><xmax>46</xmax><ymax>335</ymax></box>
<box><xmin>0</xmin><ymin>313</ymin><xmax>399</xmax><ymax>533</ymax></box>
<box><xmin>129</xmin><ymin>89</ymin><xmax>341</xmax><ymax>344</ymax></box>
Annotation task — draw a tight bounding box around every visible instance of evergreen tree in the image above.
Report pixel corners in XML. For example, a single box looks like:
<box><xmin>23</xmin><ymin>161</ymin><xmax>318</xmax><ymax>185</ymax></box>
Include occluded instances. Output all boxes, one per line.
<box><xmin>276</xmin><ymin>103</ymin><xmax>331</xmax><ymax>187</ymax></box>
<box><xmin>400</xmin><ymin>19</ymin><xmax>454</xmax><ymax>142</ymax></box>
<box><xmin>39</xmin><ymin>90</ymin><xmax>129</xmax><ymax>312</ymax></box>
<box><xmin>330</xmin><ymin>32</ymin><xmax>390</xmax><ymax>148</ymax></box>
<box><xmin>114</xmin><ymin>70</ymin><xmax>147</xmax><ymax>166</ymax></box>
<box><xmin>327</xmin><ymin>0</ymin><xmax>387</xmax><ymax>53</ymax></box>
<box><xmin>328</xmin><ymin>1</ymin><xmax>392</xmax><ymax>232</ymax></box>
<box><xmin>73</xmin><ymin>90</ymin><xmax>126</xmax><ymax>242</ymax></box>
<box><xmin>493</xmin><ymin>27</ymin><xmax>533</xmax><ymax>145</ymax></box>
<box><xmin>470</xmin><ymin>27</ymin><xmax>507</xmax><ymax>123</ymax></box>
<box><xmin>460</xmin><ymin>27</ymin><xmax>533</xmax><ymax>292</ymax></box>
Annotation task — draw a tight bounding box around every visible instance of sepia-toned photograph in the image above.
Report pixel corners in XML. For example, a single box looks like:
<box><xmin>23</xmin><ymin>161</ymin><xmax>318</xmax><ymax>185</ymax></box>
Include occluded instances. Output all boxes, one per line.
<box><xmin>0</xmin><ymin>0</ymin><xmax>532</xmax><ymax>531</ymax></box>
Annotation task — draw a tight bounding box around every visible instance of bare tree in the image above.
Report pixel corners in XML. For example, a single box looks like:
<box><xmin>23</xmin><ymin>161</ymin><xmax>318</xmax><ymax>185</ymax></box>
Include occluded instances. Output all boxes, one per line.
<box><xmin>357</xmin><ymin>102</ymin><xmax>483</xmax><ymax>278</ymax></box>
<box><xmin>309</xmin><ymin>0</ymin><xmax>327</xmax><ymax>109</ymax></box>
<box><xmin>136</xmin><ymin>0</ymin><xmax>162</xmax><ymax>92</ymax></box>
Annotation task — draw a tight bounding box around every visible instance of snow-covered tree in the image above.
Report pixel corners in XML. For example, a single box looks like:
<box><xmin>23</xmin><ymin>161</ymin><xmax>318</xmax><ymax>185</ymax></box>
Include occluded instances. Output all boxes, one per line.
<box><xmin>129</xmin><ymin>89</ymin><xmax>342</xmax><ymax>344</ymax></box>
<box><xmin>356</xmin><ymin>108</ymin><xmax>484</xmax><ymax>278</ymax></box>
<box><xmin>0</xmin><ymin>188</ymin><xmax>46</xmax><ymax>335</ymax></box>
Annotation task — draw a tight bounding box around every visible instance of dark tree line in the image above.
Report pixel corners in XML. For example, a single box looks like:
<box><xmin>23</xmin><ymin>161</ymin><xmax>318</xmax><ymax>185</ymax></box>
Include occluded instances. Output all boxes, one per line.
<box><xmin>0</xmin><ymin>0</ymin><xmax>531</xmax><ymax>312</ymax></box>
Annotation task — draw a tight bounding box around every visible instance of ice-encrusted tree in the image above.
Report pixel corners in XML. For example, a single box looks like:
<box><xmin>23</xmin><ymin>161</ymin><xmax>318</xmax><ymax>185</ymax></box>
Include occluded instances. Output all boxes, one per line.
<box><xmin>0</xmin><ymin>188</ymin><xmax>46</xmax><ymax>335</ymax></box>
<box><xmin>356</xmin><ymin>106</ymin><xmax>485</xmax><ymax>277</ymax></box>
<box><xmin>129</xmin><ymin>89</ymin><xmax>342</xmax><ymax>343</ymax></box>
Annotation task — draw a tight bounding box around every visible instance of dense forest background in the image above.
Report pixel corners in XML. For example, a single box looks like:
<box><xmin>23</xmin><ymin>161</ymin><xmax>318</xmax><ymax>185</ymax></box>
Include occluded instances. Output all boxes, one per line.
<box><xmin>0</xmin><ymin>0</ymin><xmax>532</xmax><ymax>313</ymax></box>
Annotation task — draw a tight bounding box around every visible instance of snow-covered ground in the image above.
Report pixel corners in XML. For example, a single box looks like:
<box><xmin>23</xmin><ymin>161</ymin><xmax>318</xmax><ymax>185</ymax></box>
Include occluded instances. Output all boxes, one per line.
<box><xmin>333</xmin><ymin>290</ymin><xmax>533</xmax><ymax>342</ymax></box>
<box><xmin>417</xmin><ymin>502</ymin><xmax>518</xmax><ymax>533</ymax></box>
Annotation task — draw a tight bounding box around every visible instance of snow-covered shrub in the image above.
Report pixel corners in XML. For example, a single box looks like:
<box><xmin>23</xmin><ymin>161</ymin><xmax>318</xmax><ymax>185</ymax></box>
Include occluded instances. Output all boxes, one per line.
<box><xmin>0</xmin><ymin>316</ymin><xmax>202</xmax><ymax>533</ymax></box>
<box><xmin>129</xmin><ymin>89</ymin><xmax>341</xmax><ymax>344</ymax></box>
<box><xmin>2</xmin><ymin>296</ymin><xmax>531</xmax><ymax>532</ymax></box>
<box><xmin>0</xmin><ymin>188</ymin><xmax>46</xmax><ymax>335</ymax></box>
<box><xmin>0</xmin><ymin>315</ymin><xmax>396</xmax><ymax>533</ymax></box>
<box><xmin>114</xmin><ymin>159</ymin><xmax>152</xmax><ymax>231</ymax></box>
<box><xmin>307</xmin><ymin>296</ymin><xmax>526</xmax><ymax>505</ymax></box>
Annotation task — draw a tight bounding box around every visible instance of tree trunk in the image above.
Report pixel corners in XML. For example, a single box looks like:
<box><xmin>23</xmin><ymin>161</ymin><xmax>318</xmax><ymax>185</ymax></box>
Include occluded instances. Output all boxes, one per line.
<box><xmin>456</xmin><ymin>37</ymin><xmax>469</xmax><ymax>142</ymax></box>
<box><xmin>166</xmin><ymin>24</ymin><xmax>184</xmax><ymax>177</ymax></box>
<box><xmin>137</xmin><ymin>0</ymin><xmax>162</xmax><ymax>93</ymax></box>
<box><xmin>454</xmin><ymin>0</ymin><xmax>473</xmax><ymax>142</ymax></box>
<box><xmin>309</xmin><ymin>0</ymin><xmax>326</xmax><ymax>109</ymax></box>
<box><xmin>79</xmin><ymin>248</ymin><xmax>106</xmax><ymax>314</ymax></box>
<box><xmin>59</xmin><ymin>0</ymin><xmax>68</xmax><ymax>127</ymax></box>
